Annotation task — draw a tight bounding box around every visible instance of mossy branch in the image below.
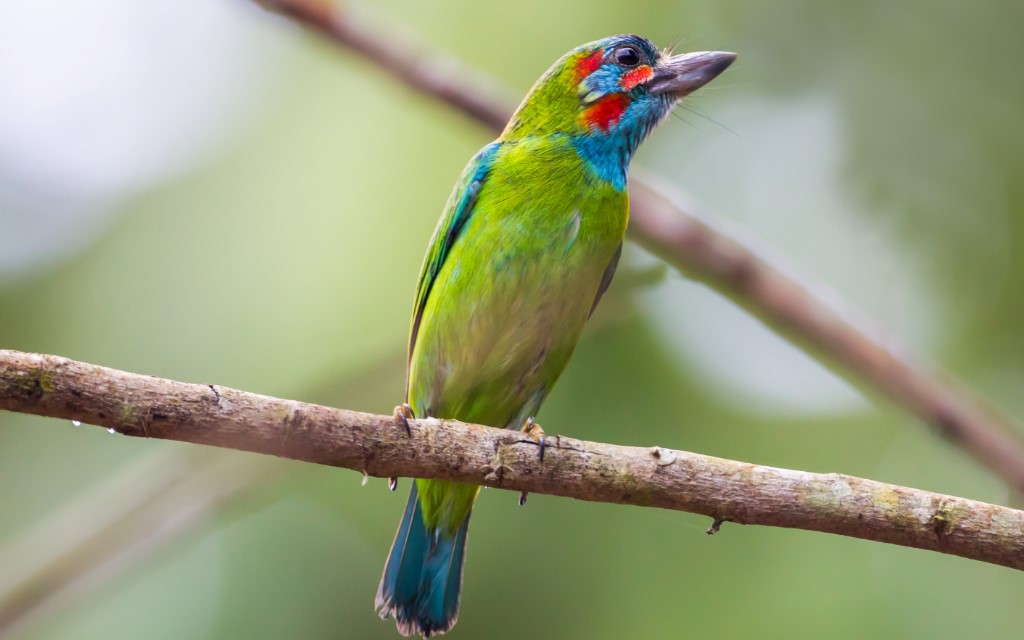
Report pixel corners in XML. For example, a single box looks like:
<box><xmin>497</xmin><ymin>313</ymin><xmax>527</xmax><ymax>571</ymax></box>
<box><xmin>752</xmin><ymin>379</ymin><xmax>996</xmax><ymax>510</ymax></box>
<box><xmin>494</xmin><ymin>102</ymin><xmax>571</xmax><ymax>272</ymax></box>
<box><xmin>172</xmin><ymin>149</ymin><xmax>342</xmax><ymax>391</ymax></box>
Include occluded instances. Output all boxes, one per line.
<box><xmin>2</xmin><ymin>349</ymin><xmax>1022</xmax><ymax>571</ymax></box>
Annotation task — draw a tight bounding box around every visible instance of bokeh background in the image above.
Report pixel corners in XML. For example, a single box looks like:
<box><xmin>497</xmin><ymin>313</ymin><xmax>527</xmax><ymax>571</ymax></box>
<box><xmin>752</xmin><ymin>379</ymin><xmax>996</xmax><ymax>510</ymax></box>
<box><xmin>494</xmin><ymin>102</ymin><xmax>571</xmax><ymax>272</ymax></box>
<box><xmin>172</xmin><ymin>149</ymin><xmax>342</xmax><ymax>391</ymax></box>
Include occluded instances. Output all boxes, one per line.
<box><xmin>2</xmin><ymin>0</ymin><xmax>1023</xmax><ymax>638</ymax></box>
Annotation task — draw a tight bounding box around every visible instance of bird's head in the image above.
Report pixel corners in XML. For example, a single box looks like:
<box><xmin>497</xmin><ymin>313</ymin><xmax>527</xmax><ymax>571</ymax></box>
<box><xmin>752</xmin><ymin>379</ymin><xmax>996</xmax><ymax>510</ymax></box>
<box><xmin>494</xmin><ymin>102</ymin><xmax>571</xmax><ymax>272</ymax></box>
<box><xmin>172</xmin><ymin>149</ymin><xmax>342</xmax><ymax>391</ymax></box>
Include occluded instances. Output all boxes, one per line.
<box><xmin>502</xmin><ymin>35</ymin><xmax>735</xmax><ymax>181</ymax></box>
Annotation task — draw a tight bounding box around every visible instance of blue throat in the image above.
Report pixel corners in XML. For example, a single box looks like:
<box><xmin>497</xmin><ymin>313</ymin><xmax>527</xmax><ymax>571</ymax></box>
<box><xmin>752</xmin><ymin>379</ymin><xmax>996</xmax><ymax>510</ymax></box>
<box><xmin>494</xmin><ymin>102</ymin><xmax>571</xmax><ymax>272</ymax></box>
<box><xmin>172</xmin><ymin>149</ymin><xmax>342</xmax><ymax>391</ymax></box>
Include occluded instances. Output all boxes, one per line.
<box><xmin>571</xmin><ymin>96</ymin><xmax>668</xmax><ymax>190</ymax></box>
<box><xmin>572</xmin><ymin>131</ymin><xmax>636</xmax><ymax>190</ymax></box>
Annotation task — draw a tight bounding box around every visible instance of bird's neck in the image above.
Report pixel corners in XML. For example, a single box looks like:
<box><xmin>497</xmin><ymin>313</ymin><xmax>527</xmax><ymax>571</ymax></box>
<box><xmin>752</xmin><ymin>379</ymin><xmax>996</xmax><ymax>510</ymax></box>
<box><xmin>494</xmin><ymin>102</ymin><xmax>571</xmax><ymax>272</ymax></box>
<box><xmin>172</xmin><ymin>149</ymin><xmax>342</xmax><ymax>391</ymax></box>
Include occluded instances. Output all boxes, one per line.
<box><xmin>570</xmin><ymin>128</ymin><xmax>642</xmax><ymax>191</ymax></box>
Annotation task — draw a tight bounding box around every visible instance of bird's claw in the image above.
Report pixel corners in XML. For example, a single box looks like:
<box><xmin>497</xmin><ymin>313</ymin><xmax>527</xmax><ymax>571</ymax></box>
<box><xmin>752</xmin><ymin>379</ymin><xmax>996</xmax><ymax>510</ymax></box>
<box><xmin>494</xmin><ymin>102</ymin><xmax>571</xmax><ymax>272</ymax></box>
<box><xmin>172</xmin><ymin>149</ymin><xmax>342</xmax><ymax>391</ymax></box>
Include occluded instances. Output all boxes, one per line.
<box><xmin>393</xmin><ymin>403</ymin><xmax>415</xmax><ymax>437</ymax></box>
<box><xmin>388</xmin><ymin>403</ymin><xmax>416</xmax><ymax>492</ymax></box>
<box><xmin>518</xmin><ymin>416</ymin><xmax>546</xmax><ymax>506</ymax></box>
<box><xmin>520</xmin><ymin>416</ymin><xmax>546</xmax><ymax>462</ymax></box>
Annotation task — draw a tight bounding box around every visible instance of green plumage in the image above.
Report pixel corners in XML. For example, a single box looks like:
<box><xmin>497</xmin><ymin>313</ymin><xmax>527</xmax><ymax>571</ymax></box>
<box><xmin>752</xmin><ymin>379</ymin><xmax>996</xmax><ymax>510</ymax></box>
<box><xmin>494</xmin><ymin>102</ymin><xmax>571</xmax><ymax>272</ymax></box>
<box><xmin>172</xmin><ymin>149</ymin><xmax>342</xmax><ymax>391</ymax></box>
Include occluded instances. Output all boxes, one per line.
<box><xmin>411</xmin><ymin>134</ymin><xmax>626</xmax><ymax>527</ymax></box>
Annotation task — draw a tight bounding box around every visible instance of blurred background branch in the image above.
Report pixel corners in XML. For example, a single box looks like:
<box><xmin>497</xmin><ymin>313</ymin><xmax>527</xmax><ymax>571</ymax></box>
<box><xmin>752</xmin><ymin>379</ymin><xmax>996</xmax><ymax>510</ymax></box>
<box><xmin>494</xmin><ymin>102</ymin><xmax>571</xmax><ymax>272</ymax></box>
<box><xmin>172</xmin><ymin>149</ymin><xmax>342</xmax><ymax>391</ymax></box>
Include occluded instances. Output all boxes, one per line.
<box><xmin>0</xmin><ymin>448</ymin><xmax>285</xmax><ymax>636</ymax></box>
<box><xmin>253</xmin><ymin>0</ymin><xmax>1024</xmax><ymax>495</ymax></box>
<box><xmin>2</xmin><ymin>350</ymin><xmax>1024</xmax><ymax>572</ymax></box>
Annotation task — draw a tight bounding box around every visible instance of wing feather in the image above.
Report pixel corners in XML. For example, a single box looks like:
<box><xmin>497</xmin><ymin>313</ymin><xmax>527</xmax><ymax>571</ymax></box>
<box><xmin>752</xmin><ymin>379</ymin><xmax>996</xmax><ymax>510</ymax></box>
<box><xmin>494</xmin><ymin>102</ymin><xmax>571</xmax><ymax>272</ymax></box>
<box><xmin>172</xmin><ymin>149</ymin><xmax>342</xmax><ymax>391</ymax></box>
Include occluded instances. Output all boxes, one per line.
<box><xmin>588</xmin><ymin>243</ymin><xmax>622</xmax><ymax>317</ymax></box>
<box><xmin>407</xmin><ymin>143</ymin><xmax>500</xmax><ymax>391</ymax></box>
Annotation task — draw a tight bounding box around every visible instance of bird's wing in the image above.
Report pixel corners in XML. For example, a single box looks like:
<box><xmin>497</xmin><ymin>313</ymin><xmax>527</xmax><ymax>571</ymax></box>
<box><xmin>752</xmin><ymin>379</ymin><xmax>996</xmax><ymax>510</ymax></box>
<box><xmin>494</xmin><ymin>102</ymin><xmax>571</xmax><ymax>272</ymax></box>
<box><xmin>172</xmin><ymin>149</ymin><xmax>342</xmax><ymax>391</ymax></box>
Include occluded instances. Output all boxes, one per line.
<box><xmin>589</xmin><ymin>242</ymin><xmax>622</xmax><ymax>317</ymax></box>
<box><xmin>407</xmin><ymin>142</ymin><xmax>501</xmax><ymax>379</ymax></box>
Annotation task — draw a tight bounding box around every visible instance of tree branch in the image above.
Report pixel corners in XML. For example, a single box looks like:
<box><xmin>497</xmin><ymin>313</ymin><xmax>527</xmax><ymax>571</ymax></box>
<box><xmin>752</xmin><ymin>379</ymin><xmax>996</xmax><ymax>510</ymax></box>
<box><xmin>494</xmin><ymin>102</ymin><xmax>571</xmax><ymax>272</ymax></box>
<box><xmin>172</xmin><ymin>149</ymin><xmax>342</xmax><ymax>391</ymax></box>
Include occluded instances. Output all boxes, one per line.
<box><xmin>251</xmin><ymin>0</ymin><xmax>1024</xmax><ymax>493</ymax></box>
<box><xmin>2</xmin><ymin>350</ymin><xmax>1022</xmax><ymax>571</ymax></box>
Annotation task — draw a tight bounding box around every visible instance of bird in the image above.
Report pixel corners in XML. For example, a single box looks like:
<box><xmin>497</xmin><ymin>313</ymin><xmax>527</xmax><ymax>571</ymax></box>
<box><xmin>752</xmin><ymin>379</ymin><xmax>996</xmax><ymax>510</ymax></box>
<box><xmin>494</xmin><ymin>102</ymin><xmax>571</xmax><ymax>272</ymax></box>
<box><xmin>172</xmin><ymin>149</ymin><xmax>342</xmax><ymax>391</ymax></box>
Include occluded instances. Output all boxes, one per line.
<box><xmin>375</xmin><ymin>35</ymin><xmax>735</xmax><ymax>637</ymax></box>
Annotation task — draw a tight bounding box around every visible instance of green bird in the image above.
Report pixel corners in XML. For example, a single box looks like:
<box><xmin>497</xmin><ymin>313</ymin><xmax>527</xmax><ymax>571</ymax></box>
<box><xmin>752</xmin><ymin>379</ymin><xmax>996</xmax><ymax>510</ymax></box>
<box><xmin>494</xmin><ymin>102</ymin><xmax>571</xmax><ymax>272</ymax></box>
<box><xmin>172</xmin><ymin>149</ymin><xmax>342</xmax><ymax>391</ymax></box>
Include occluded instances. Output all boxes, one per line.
<box><xmin>376</xmin><ymin>35</ymin><xmax>735</xmax><ymax>637</ymax></box>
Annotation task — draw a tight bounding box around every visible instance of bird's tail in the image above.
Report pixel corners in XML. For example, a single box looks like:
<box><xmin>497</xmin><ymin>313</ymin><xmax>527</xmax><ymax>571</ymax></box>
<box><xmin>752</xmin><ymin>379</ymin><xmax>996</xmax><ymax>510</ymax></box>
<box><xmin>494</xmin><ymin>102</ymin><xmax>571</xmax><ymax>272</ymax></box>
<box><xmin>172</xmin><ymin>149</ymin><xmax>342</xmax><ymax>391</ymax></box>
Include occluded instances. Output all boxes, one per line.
<box><xmin>375</xmin><ymin>482</ymin><xmax>471</xmax><ymax>638</ymax></box>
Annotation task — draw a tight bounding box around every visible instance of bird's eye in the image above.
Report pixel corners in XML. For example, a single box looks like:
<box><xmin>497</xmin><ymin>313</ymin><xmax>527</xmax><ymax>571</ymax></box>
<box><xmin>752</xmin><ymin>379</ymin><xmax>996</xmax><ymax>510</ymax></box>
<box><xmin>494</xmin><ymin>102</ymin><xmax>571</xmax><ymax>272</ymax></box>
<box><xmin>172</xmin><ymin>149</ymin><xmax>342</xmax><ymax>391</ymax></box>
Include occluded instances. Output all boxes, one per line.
<box><xmin>612</xmin><ymin>45</ymin><xmax>642</xmax><ymax>68</ymax></box>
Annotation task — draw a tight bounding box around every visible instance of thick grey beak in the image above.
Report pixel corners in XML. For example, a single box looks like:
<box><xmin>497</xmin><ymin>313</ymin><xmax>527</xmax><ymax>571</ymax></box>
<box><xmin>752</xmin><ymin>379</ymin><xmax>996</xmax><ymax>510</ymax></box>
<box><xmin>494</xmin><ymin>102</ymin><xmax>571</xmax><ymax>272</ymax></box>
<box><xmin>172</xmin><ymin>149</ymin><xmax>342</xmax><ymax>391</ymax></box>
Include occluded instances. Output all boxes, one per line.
<box><xmin>648</xmin><ymin>50</ymin><xmax>737</xmax><ymax>97</ymax></box>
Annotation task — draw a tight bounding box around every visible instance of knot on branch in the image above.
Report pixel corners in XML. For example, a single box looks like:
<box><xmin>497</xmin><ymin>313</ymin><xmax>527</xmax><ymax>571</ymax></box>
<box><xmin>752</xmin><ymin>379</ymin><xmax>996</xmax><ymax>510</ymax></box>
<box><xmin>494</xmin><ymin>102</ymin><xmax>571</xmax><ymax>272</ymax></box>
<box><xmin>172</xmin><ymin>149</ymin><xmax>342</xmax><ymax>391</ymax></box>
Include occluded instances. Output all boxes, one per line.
<box><xmin>650</xmin><ymin>446</ymin><xmax>677</xmax><ymax>466</ymax></box>
<box><xmin>929</xmin><ymin>501</ymin><xmax>959</xmax><ymax>542</ymax></box>
<box><xmin>482</xmin><ymin>462</ymin><xmax>513</xmax><ymax>486</ymax></box>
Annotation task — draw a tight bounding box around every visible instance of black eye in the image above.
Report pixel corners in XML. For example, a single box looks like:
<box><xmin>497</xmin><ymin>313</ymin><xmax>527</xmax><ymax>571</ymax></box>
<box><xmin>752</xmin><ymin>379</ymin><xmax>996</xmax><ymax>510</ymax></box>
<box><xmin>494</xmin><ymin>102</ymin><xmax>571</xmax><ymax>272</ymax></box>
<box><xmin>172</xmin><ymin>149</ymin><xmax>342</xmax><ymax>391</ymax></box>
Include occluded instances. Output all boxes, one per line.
<box><xmin>613</xmin><ymin>45</ymin><xmax>642</xmax><ymax>68</ymax></box>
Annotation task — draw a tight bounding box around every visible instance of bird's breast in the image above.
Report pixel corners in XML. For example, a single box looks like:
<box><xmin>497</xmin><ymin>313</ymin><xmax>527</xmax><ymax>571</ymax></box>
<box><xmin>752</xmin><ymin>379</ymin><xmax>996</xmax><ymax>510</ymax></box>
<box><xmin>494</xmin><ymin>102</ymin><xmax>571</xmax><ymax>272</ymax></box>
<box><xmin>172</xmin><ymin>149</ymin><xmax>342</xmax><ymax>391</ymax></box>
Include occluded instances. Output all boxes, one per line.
<box><xmin>408</xmin><ymin>184</ymin><xmax>626</xmax><ymax>428</ymax></box>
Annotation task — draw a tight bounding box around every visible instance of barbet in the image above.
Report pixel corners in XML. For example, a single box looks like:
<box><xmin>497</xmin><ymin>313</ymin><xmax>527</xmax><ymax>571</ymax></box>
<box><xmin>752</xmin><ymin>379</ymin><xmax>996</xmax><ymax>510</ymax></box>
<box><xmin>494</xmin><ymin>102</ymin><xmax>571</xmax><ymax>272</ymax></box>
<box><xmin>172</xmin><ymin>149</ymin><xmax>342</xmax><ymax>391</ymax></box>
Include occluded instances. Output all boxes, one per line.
<box><xmin>376</xmin><ymin>35</ymin><xmax>735</xmax><ymax>637</ymax></box>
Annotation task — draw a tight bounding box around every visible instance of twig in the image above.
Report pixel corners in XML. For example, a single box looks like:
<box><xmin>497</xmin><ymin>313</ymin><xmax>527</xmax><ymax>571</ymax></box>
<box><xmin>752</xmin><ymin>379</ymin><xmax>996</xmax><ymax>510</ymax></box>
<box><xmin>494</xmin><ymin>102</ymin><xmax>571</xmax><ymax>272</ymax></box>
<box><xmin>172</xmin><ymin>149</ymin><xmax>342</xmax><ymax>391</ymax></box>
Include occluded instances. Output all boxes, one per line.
<box><xmin>3</xmin><ymin>350</ymin><xmax>1022</xmax><ymax>571</ymax></box>
<box><xmin>253</xmin><ymin>0</ymin><xmax>1024</xmax><ymax>493</ymax></box>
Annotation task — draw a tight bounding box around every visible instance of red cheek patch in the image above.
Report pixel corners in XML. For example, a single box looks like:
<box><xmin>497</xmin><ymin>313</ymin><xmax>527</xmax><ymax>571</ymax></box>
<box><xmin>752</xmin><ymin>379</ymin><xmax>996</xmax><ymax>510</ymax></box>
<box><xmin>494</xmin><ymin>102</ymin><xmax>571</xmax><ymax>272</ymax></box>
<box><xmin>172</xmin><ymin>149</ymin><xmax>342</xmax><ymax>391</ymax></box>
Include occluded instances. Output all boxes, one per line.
<box><xmin>620</xmin><ymin>65</ymin><xmax>653</xmax><ymax>91</ymax></box>
<box><xmin>582</xmin><ymin>93</ymin><xmax>630</xmax><ymax>131</ymax></box>
<box><xmin>575</xmin><ymin>51</ymin><xmax>604</xmax><ymax>81</ymax></box>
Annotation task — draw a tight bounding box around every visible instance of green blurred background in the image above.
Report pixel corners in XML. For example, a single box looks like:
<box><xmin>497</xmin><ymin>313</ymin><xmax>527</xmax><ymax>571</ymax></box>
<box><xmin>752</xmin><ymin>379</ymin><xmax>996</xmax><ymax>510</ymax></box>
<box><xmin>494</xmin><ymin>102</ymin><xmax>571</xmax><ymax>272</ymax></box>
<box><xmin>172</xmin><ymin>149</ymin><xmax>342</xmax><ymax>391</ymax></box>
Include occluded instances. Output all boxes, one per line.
<box><xmin>2</xmin><ymin>0</ymin><xmax>1023</xmax><ymax>638</ymax></box>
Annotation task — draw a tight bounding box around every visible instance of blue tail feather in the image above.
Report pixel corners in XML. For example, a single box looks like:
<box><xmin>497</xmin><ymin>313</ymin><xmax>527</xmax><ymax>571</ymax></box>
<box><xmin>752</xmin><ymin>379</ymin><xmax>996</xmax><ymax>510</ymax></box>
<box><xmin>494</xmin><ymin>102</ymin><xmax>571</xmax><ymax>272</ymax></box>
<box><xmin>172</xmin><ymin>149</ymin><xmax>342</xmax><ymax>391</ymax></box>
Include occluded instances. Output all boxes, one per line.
<box><xmin>376</xmin><ymin>484</ymin><xmax>471</xmax><ymax>638</ymax></box>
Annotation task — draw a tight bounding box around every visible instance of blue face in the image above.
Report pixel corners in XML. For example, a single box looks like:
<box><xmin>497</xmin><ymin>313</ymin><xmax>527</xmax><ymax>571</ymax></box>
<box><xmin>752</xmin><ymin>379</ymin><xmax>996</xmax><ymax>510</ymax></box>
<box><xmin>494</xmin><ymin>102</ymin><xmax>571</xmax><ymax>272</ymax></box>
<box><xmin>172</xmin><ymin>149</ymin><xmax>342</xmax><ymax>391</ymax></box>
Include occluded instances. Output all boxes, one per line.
<box><xmin>577</xmin><ymin>35</ymin><xmax>663</xmax><ymax>103</ymax></box>
<box><xmin>573</xmin><ymin>35</ymin><xmax>674</xmax><ymax>189</ymax></box>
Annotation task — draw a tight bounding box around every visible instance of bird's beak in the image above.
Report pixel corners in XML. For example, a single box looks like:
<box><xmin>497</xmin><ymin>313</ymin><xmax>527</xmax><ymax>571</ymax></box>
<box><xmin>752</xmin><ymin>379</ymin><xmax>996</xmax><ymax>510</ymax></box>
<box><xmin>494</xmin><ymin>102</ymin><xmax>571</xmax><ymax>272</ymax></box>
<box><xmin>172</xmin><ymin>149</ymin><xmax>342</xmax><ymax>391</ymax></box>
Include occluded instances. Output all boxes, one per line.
<box><xmin>648</xmin><ymin>50</ymin><xmax>737</xmax><ymax>97</ymax></box>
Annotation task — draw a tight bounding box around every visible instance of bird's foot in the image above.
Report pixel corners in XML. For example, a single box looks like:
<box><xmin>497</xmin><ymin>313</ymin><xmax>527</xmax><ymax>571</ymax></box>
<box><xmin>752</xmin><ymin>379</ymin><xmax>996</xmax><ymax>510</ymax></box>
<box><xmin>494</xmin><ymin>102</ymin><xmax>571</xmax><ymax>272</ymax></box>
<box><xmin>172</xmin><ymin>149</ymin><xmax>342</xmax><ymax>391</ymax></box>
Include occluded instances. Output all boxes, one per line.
<box><xmin>393</xmin><ymin>403</ymin><xmax>415</xmax><ymax>437</ymax></box>
<box><xmin>388</xmin><ymin>403</ymin><xmax>415</xmax><ymax>492</ymax></box>
<box><xmin>520</xmin><ymin>416</ymin><xmax>546</xmax><ymax>460</ymax></box>
<box><xmin>518</xmin><ymin>416</ymin><xmax>546</xmax><ymax>506</ymax></box>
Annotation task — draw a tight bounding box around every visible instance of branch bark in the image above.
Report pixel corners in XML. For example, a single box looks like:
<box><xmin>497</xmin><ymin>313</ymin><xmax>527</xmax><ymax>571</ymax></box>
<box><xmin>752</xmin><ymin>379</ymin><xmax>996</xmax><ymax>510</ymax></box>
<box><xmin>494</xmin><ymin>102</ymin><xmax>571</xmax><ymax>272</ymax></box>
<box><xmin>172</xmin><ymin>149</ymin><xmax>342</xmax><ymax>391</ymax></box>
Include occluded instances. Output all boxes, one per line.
<box><xmin>252</xmin><ymin>0</ymin><xmax>1024</xmax><ymax>493</ymax></box>
<box><xmin>2</xmin><ymin>350</ymin><xmax>1022</xmax><ymax>571</ymax></box>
